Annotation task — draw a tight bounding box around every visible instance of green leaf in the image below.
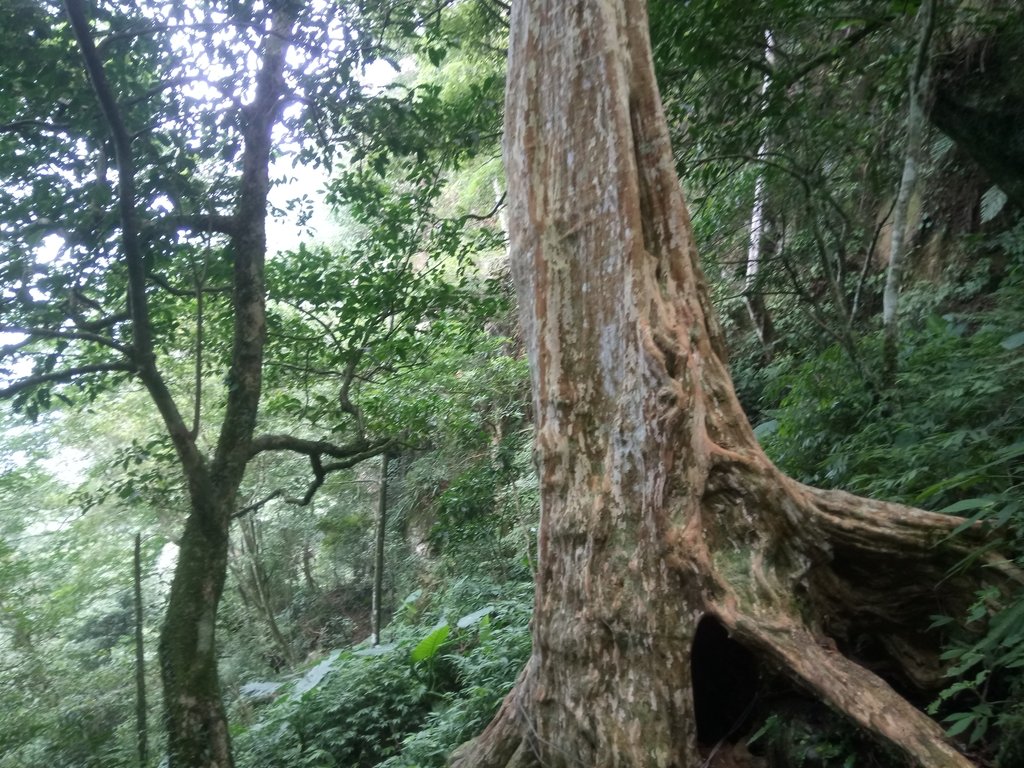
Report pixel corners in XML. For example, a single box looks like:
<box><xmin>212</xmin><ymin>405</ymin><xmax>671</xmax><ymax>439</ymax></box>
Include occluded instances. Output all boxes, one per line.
<box><xmin>353</xmin><ymin>643</ymin><xmax>396</xmax><ymax>657</ymax></box>
<box><xmin>456</xmin><ymin>605</ymin><xmax>494</xmax><ymax>628</ymax></box>
<box><xmin>981</xmin><ymin>185</ymin><xmax>1007</xmax><ymax>223</ymax></box>
<box><xmin>944</xmin><ymin>712</ymin><xmax>975</xmax><ymax>738</ymax></box>
<box><xmin>1000</xmin><ymin>331</ymin><xmax>1024</xmax><ymax>350</ymax></box>
<box><xmin>411</xmin><ymin>621</ymin><xmax>451</xmax><ymax>662</ymax></box>
<box><xmin>426</xmin><ymin>46</ymin><xmax>447</xmax><ymax>67</ymax></box>
<box><xmin>940</xmin><ymin>497</ymin><xmax>993</xmax><ymax>514</ymax></box>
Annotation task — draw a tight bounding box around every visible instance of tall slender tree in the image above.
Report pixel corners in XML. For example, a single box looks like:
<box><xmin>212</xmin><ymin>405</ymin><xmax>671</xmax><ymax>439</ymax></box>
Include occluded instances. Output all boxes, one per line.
<box><xmin>1</xmin><ymin>2</ymin><xmax>397</xmax><ymax>764</ymax></box>
<box><xmin>883</xmin><ymin>0</ymin><xmax>937</xmax><ymax>386</ymax></box>
<box><xmin>452</xmin><ymin>2</ymin><xmax>1017</xmax><ymax>766</ymax></box>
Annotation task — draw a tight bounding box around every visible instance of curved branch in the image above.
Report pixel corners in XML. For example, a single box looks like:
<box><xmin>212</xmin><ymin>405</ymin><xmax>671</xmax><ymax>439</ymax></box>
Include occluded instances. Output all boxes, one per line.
<box><xmin>248</xmin><ymin>433</ymin><xmax>391</xmax><ymax>460</ymax></box>
<box><xmin>453</xmin><ymin>190</ymin><xmax>507</xmax><ymax>224</ymax></box>
<box><xmin>234</xmin><ymin>439</ymin><xmax>394</xmax><ymax>519</ymax></box>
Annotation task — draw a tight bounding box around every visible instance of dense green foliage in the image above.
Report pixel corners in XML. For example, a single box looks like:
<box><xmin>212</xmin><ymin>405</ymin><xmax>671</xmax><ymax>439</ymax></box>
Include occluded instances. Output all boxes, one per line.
<box><xmin>232</xmin><ymin>578</ymin><xmax>532</xmax><ymax>768</ymax></box>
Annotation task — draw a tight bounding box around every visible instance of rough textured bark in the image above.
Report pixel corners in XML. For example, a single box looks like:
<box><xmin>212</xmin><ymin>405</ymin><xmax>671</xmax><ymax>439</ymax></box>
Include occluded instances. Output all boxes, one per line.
<box><xmin>451</xmin><ymin>2</ymin><xmax>1019</xmax><ymax>767</ymax></box>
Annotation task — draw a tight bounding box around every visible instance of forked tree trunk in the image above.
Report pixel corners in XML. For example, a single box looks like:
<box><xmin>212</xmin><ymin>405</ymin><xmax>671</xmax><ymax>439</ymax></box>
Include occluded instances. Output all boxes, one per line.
<box><xmin>451</xmin><ymin>2</ymin><xmax>1018</xmax><ymax>767</ymax></box>
<box><xmin>157</xmin><ymin>8</ymin><xmax>298</xmax><ymax>765</ymax></box>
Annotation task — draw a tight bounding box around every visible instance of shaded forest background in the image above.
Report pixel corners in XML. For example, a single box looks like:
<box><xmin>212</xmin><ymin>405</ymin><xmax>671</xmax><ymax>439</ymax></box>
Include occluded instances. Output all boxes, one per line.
<box><xmin>1</xmin><ymin>0</ymin><xmax>1023</xmax><ymax>766</ymax></box>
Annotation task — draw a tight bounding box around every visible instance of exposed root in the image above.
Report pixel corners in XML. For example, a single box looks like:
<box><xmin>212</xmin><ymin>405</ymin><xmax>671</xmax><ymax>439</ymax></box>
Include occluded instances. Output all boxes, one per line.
<box><xmin>450</xmin><ymin>661</ymin><xmax>537</xmax><ymax>768</ymax></box>
<box><xmin>720</xmin><ymin>609</ymin><xmax>974</xmax><ymax>768</ymax></box>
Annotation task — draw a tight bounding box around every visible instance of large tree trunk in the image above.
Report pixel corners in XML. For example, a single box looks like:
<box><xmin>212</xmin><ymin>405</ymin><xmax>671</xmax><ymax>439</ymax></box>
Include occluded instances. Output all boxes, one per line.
<box><xmin>451</xmin><ymin>2</ymin><xmax>1018</xmax><ymax>767</ymax></box>
<box><xmin>159</xmin><ymin>500</ymin><xmax>234</xmax><ymax>767</ymax></box>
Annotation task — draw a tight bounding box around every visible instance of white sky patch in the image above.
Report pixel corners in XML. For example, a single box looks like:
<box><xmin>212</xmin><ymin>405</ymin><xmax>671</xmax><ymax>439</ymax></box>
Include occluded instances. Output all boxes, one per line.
<box><xmin>1</xmin><ymin>234</ymin><xmax>57</xmax><ymax>377</ymax></box>
<box><xmin>362</xmin><ymin>57</ymin><xmax>408</xmax><ymax>95</ymax></box>
<box><xmin>265</xmin><ymin>57</ymin><xmax>409</xmax><ymax>255</ymax></box>
<box><xmin>23</xmin><ymin>517</ymin><xmax>73</xmax><ymax>537</ymax></box>
<box><xmin>156</xmin><ymin>540</ymin><xmax>179</xmax><ymax>584</ymax></box>
<box><xmin>39</xmin><ymin>445</ymin><xmax>89</xmax><ymax>486</ymax></box>
<box><xmin>266</xmin><ymin>156</ymin><xmax>336</xmax><ymax>255</ymax></box>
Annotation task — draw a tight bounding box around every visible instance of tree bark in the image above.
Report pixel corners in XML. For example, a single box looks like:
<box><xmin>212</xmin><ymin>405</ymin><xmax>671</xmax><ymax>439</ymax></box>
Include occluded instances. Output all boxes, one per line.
<box><xmin>451</xmin><ymin>2</ymin><xmax>1018</xmax><ymax>767</ymax></box>
<box><xmin>883</xmin><ymin>0</ymin><xmax>937</xmax><ymax>386</ymax></box>
<box><xmin>159</xmin><ymin>501</ymin><xmax>235</xmax><ymax>767</ymax></box>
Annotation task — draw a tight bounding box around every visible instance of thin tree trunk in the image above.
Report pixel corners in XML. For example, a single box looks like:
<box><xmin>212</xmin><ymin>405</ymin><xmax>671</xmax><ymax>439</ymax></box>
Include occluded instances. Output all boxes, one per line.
<box><xmin>302</xmin><ymin>542</ymin><xmax>318</xmax><ymax>591</ymax></box>
<box><xmin>371</xmin><ymin>452</ymin><xmax>390</xmax><ymax>645</ymax></box>
<box><xmin>883</xmin><ymin>0</ymin><xmax>937</xmax><ymax>385</ymax></box>
<box><xmin>133</xmin><ymin>533</ymin><xmax>148</xmax><ymax>768</ymax></box>
<box><xmin>451</xmin><ymin>2</ymin><xmax>1016</xmax><ymax>766</ymax></box>
<box><xmin>743</xmin><ymin>32</ymin><xmax>775</xmax><ymax>358</ymax></box>
<box><xmin>238</xmin><ymin>515</ymin><xmax>296</xmax><ymax>666</ymax></box>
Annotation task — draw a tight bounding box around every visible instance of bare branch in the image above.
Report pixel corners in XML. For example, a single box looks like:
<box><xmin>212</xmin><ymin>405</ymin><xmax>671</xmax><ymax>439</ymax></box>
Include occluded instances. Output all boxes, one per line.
<box><xmin>0</xmin><ymin>362</ymin><xmax>135</xmax><ymax>399</ymax></box>
<box><xmin>262</xmin><ymin>360</ymin><xmax>350</xmax><ymax>378</ymax></box>
<box><xmin>0</xmin><ymin>324</ymin><xmax>131</xmax><ymax>354</ymax></box>
<box><xmin>149</xmin><ymin>213</ymin><xmax>239</xmax><ymax>238</ymax></box>
<box><xmin>72</xmin><ymin>312</ymin><xmax>130</xmax><ymax>333</ymax></box>
<box><xmin>272</xmin><ymin>296</ymin><xmax>343</xmax><ymax>350</ymax></box>
<box><xmin>774</xmin><ymin>19</ymin><xmax>889</xmax><ymax>87</ymax></box>
<box><xmin>119</xmin><ymin>76</ymin><xmax>213</xmax><ymax>108</ymax></box>
<box><xmin>852</xmin><ymin>196</ymin><xmax>897</xmax><ymax>320</ymax></box>
<box><xmin>233</xmin><ymin>489</ymin><xmax>284</xmax><ymax>518</ymax></box>
<box><xmin>148</xmin><ymin>271</ymin><xmax>230</xmax><ymax>298</ymax></box>
<box><xmin>97</xmin><ymin>21</ymin><xmax>252</xmax><ymax>53</ymax></box>
<box><xmin>0</xmin><ymin>119</ymin><xmax>70</xmax><ymax>136</ymax></box>
<box><xmin>249</xmin><ymin>433</ymin><xmax>389</xmax><ymax>460</ymax></box>
<box><xmin>338</xmin><ymin>351</ymin><xmax>367</xmax><ymax>437</ymax></box>
<box><xmin>234</xmin><ymin>439</ymin><xmax>393</xmax><ymax>519</ymax></box>
<box><xmin>453</xmin><ymin>190</ymin><xmax>506</xmax><ymax>224</ymax></box>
